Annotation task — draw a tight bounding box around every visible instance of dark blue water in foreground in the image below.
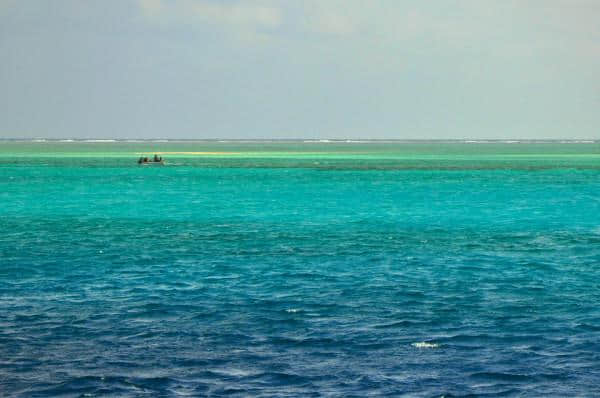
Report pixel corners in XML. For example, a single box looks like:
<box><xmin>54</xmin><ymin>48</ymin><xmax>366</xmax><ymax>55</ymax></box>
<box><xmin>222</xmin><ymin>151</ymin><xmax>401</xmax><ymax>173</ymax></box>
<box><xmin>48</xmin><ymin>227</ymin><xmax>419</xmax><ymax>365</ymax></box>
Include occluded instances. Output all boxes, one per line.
<box><xmin>2</xmin><ymin>152</ymin><xmax>600</xmax><ymax>396</ymax></box>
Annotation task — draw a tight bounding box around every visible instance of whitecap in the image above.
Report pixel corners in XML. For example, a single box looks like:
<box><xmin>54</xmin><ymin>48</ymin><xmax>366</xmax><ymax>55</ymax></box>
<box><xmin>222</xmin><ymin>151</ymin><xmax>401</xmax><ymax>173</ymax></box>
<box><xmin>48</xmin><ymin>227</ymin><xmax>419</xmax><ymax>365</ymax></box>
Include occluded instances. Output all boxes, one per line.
<box><xmin>212</xmin><ymin>368</ymin><xmax>256</xmax><ymax>377</ymax></box>
<box><xmin>412</xmin><ymin>341</ymin><xmax>440</xmax><ymax>348</ymax></box>
<box><xmin>559</xmin><ymin>140</ymin><xmax>595</xmax><ymax>144</ymax></box>
<box><xmin>285</xmin><ymin>309</ymin><xmax>300</xmax><ymax>313</ymax></box>
<box><xmin>463</xmin><ymin>140</ymin><xmax>491</xmax><ymax>143</ymax></box>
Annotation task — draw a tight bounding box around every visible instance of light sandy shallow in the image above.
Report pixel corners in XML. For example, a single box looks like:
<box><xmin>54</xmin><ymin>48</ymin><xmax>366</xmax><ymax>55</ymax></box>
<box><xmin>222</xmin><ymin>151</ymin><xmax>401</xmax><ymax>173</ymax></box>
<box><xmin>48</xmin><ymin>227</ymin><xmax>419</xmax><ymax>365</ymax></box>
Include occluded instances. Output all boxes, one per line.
<box><xmin>156</xmin><ymin>152</ymin><xmax>241</xmax><ymax>155</ymax></box>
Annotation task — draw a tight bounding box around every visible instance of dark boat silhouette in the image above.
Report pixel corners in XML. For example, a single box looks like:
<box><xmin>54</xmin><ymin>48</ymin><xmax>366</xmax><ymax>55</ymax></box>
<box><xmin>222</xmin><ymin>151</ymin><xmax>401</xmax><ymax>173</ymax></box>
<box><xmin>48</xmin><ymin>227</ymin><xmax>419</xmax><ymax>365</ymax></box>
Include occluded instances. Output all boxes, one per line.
<box><xmin>138</xmin><ymin>155</ymin><xmax>165</xmax><ymax>165</ymax></box>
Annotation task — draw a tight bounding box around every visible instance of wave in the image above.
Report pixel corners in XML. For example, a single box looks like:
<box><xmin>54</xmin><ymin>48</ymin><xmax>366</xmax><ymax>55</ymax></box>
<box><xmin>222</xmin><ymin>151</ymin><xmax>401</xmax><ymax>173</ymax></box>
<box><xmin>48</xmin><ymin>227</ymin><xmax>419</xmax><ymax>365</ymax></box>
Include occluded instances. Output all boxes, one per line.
<box><xmin>463</xmin><ymin>140</ymin><xmax>522</xmax><ymax>144</ymax></box>
<box><xmin>559</xmin><ymin>140</ymin><xmax>595</xmax><ymax>144</ymax></box>
<box><xmin>461</xmin><ymin>139</ymin><xmax>597</xmax><ymax>144</ymax></box>
<box><xmin>470</xmin><ymin>372</ymin><xmax>534</xmax><ymax>382</ymax></box>
<box><xmin>412</xmin><ymin>341</ymin><xmax>440</xmax><ymax>348</ymax></box>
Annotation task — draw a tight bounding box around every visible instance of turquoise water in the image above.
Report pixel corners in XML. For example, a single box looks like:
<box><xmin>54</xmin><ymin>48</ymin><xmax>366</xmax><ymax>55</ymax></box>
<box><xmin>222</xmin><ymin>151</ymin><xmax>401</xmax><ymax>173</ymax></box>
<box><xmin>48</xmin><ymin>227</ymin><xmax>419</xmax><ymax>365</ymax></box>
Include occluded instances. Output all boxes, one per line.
<box><xmin>2</xmin><ymin>141</ymin><xmax>600</xmax><ymax>396</ymax></box>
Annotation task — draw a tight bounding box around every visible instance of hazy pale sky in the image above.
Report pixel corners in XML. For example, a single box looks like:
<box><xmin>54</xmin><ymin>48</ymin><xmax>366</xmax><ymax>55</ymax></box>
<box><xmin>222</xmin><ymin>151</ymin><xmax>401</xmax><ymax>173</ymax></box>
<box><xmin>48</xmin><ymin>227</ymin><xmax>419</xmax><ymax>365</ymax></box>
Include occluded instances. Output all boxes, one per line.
<box><xmin>1</xmin><ymin>0</ymin><xmax>599</xmax><ymax>139</ymax></box>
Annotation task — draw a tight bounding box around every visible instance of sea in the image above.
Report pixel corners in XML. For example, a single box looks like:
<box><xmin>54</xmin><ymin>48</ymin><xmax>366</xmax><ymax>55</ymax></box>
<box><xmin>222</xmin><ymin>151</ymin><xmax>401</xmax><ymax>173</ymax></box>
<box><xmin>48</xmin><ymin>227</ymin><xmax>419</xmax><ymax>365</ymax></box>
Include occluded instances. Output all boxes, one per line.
<box><xmin>1</xmin><ymin>140</ymin><xmax>600</xmax><ymax>397</ymax></box>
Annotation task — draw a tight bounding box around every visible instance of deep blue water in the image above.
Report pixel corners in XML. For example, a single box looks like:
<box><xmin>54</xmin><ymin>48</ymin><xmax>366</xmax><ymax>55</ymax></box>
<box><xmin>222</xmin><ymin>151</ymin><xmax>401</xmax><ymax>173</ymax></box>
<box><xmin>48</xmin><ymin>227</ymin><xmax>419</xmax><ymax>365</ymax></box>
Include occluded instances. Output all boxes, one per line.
<box><xmin>2</xmin><ymin>154</ymin><xmax>600</xmax><ymax>396</ymax></box>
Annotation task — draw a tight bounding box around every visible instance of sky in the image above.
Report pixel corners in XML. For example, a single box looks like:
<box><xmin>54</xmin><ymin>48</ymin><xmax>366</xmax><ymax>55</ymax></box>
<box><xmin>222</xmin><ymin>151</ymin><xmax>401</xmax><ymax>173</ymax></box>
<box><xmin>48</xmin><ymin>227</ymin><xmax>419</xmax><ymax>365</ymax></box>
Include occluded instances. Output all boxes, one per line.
<box><xmin>0</xmin><ymin>0</ymin><xmax>599</xmax><ymax>139</ymax></box>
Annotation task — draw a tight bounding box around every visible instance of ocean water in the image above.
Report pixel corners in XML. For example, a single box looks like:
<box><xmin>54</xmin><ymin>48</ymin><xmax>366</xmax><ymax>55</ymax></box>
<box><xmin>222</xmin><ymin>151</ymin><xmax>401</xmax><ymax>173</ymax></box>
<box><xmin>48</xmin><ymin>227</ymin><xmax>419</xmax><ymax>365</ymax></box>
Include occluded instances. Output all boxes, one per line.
<box><xmin>1</xmin><ymin>140</ymin><xmax>600</xmax><ymax>396</ymax></box>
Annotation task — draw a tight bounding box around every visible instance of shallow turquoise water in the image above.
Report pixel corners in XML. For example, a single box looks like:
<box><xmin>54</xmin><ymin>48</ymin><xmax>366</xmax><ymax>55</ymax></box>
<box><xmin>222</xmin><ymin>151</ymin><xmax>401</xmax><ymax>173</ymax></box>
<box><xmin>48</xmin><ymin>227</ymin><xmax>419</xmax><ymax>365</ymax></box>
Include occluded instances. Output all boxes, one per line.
<box><xmin>1</xmin><ymin>142</ymin><xmax>600</xmax><ymax>396</ymax></box>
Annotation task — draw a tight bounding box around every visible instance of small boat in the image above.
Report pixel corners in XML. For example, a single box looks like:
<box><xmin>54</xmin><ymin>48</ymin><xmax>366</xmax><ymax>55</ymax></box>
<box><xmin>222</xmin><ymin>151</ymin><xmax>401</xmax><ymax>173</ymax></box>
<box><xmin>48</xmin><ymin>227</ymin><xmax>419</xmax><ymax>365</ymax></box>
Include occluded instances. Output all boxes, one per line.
<box><xmin>138</xmin><ymin>155</ymin><xmax>165</xmax><ymax>165</ymax></box>
<box><xmin>139</xmin><ymin>160</ymin><xmax>164</xmax><ymax>165</ymax></box>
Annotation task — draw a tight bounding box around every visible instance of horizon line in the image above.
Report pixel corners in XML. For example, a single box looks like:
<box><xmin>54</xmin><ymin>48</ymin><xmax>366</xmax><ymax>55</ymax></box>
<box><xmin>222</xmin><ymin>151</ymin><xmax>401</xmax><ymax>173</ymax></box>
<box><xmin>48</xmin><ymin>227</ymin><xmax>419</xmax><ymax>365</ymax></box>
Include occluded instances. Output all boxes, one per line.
<box><xmin>1</xmin><ymin>138</ymin><xmax>598</xmax><ymax>143</ymax></box>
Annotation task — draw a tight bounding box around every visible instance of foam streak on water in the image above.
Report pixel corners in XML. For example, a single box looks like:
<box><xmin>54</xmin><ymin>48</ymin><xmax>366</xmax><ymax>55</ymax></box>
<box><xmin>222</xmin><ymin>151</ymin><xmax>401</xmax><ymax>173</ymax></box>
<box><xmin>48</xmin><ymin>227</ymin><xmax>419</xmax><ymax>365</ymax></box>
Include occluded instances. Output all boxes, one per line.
<box><xmin>1</xmin><ymin>142</ymin><xmax>600</xmax><ymax>396</ymax></box>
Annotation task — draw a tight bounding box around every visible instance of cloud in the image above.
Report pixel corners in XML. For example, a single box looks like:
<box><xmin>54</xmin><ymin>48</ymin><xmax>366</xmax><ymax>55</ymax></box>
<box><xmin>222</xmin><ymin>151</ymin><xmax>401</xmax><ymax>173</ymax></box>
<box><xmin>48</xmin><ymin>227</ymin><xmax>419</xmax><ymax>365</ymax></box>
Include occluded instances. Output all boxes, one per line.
<box><xmin>308</xmin><ymin>13</ymin><xmax>355</xmax><ymax>36</ymax></box>
<box><xmin>137</xmin><ymin>0</ymin><xmax>366</xmax><ymax>39</ymax></box>
<box><xmin>138</xmin><ymin>0</ymin><xmax>282</xmax><ymax>30</ymax></box>
<box><xmin>295</xmin><ymin>1</ymin><xmax>359</xmax><ymax>36</ymax></box>
<box><xmin>138</xmin><ymin>0</ymin><xmax>162</xmax><ymax>16</ymax></box>
<box><xmin>133</xmin><ymin>0</ymin><xmax>600</xmax><ymax>68</ymax></box>
<box><xmin>0</xmin><ymin>0</ymin><xmax>19</xmax><ymax>14</ymax></box>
